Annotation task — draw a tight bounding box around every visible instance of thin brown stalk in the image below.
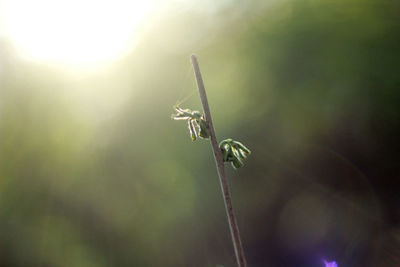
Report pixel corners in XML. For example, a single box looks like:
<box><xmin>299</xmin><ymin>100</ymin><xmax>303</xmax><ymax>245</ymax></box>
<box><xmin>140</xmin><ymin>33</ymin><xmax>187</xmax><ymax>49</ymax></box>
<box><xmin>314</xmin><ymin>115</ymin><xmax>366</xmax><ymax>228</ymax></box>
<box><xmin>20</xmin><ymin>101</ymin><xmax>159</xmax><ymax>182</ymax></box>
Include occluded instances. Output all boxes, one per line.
<box><xmin>190</xmin><ymin>54</ymin><xmax>248</xmax><ymax>267</ymax></box>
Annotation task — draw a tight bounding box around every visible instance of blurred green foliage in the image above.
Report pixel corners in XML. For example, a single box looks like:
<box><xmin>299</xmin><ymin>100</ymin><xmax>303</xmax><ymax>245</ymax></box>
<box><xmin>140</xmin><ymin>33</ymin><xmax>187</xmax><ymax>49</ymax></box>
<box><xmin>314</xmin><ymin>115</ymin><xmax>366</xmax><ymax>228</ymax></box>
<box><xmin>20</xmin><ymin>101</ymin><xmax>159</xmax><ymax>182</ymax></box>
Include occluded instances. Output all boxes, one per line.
<box><xmin>1</xmin><ymin>0</ymin><xmax>399</xmax><ymax>266</ymax></box>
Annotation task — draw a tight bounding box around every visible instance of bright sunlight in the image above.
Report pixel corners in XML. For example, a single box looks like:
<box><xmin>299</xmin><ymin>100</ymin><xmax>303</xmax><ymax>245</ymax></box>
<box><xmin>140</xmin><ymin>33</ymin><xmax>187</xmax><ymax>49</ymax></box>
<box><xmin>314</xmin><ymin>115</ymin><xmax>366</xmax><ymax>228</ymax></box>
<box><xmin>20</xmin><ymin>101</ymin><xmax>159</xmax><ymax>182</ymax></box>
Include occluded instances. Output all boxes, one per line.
<box><xmin>0</xmin><ymin>0</ymin><xmax>153</xmax><ymax>65</ymax></box>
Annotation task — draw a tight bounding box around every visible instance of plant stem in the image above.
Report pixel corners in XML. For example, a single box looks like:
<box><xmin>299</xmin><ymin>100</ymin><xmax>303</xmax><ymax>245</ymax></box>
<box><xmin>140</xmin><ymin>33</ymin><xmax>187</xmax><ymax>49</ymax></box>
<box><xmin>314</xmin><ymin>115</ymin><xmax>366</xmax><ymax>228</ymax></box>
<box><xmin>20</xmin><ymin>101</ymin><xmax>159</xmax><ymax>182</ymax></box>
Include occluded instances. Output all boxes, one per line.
<box><xmin>190</xmin><ymin>54</ymin><xmax>248</xmax><ymax>267</ymax></box>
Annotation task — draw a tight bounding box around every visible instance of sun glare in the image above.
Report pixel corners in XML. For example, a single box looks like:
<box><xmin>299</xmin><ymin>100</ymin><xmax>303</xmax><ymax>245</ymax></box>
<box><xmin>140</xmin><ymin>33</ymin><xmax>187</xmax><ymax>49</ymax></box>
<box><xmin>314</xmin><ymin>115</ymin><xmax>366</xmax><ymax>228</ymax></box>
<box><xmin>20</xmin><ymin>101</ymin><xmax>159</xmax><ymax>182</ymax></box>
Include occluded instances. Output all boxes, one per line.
<box><xmin>0</xmin><ymin>0</ymin><xmax>153</xmax><ymax>65</ymax></box>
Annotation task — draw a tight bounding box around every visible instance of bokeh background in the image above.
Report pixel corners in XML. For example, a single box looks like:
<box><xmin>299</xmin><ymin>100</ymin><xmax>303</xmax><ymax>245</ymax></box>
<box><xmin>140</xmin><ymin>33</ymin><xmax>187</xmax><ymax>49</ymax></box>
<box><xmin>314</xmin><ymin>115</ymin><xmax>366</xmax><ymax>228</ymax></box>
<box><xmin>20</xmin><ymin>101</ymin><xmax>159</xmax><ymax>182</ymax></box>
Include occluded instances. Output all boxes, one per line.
<box><xmin>0</xmin><ymin>0</ymin><xmax>399</xmax><ymax>266</ymax></box>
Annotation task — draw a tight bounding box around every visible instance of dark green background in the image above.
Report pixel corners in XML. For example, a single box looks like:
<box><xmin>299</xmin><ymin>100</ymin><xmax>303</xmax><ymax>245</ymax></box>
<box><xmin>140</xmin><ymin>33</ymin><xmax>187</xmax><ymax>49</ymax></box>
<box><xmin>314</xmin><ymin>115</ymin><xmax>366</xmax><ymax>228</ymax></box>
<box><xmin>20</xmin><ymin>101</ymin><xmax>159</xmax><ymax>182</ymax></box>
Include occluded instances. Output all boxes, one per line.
<box><xmin>1</xmin><ymin>0</ymin><xmax>399</xmax><ymax>266</ymax></box>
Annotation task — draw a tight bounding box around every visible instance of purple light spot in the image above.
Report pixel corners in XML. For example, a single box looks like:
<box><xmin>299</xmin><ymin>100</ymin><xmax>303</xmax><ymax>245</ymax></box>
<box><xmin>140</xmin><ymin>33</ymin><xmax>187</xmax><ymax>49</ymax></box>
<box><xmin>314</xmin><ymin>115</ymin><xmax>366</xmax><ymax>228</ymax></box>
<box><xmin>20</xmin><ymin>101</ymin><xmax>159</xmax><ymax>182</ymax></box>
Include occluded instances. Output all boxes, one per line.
<box><xmin>323</xmin><ymin>259</ymin><xmax>338</xmax><ymax>267</ymax></box>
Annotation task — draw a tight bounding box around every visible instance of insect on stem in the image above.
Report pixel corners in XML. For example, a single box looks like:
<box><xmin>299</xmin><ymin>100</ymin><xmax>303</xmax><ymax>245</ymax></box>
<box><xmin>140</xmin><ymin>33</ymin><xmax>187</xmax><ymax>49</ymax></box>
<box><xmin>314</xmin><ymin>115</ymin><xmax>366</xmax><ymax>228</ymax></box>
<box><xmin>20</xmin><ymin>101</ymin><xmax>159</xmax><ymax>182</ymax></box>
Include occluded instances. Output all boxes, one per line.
<box><xmin>190</xmin><ymin>54</ymin><xmax>248</xmax><ymax>267</ymax></box>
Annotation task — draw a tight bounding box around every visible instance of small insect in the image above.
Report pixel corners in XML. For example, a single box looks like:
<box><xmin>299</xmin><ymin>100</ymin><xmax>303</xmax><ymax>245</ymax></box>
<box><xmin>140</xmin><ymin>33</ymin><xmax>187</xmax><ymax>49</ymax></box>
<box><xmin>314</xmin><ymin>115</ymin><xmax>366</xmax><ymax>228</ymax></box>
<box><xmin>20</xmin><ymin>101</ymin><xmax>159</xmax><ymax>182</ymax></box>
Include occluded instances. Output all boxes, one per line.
<box><xmin>172</xmin><ymin>105</ymin><xmax>210</xmax><ymax>141</ymax></box>
<box><xmin>219</xmin><ymin>138</ymin><xmax>251</xmax><ymax>169</ymax></box>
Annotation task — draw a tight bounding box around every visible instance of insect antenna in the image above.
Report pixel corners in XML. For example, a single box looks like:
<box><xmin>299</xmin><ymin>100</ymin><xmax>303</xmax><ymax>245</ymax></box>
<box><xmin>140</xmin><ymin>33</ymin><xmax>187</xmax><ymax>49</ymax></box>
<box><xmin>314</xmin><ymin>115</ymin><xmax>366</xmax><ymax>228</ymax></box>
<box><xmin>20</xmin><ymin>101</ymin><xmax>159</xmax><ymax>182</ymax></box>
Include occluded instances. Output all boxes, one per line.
<box><xmin>175</xmin><ymin>63</ymin><xmax>197</xmax><ymax>107</ymax></box>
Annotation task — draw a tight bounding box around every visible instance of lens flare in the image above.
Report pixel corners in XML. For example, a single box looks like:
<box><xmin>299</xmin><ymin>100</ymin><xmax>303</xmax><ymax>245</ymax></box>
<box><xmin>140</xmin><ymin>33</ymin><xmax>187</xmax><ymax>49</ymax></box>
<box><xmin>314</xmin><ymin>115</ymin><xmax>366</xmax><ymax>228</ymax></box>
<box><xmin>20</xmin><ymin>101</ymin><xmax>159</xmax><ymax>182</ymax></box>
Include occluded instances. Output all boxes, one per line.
<box><xmin>323</xmin><ymin>259</ymin><xmax>338</xmax><ymax>267</ymax></box>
